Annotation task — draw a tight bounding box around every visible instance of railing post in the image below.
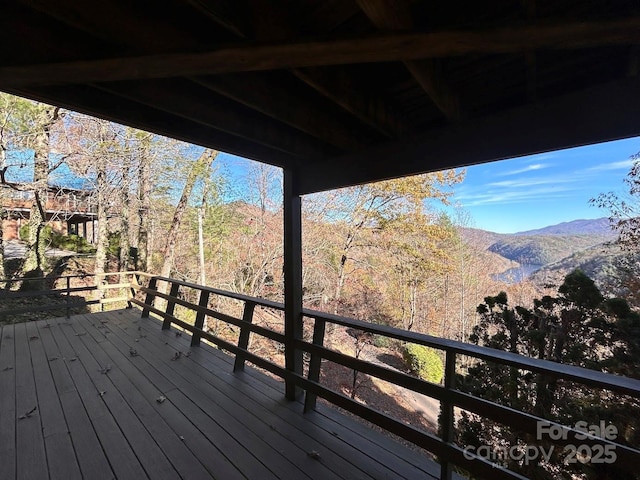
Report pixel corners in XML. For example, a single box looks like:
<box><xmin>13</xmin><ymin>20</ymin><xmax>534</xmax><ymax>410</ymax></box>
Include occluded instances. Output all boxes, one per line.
<box><xmin>304</xmin><ymin>317</ymin><xmax>326</xmax><ymax>413</ymax></box>
<box><xmin>65</xmin><ymin>276</ymin><xmax>71</xmax><ymax>319</ymax></box>
<box><xmin>162</xmin><ymin>282</ymin><xmax>180</xmax><ymax>330</ymax></box>
<box><xmin>233</xmin><ymin>301</ymin><xmax>256</xmax><ymax>371</ymax></box>
<box><xmin>141</xmin><ymin>277</ymin><xmax>158</xmax><ymax>318</ymax></box>
<box><xmin>126</xmin><ymin>273</ymin><xmax>136</xmax><ymax>309</ymax></box>
<box><xmin>191</xmin><ymin>290</ymin><xmax>211</xmax><ymax>347</ymax></box>
<box><xmin>440</xmin><ymin>350</ymin><xmax>456</xmax><ymax>480</ymax></box>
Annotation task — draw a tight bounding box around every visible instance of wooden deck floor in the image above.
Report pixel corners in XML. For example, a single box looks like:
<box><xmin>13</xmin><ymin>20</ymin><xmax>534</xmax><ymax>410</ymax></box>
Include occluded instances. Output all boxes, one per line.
<box><xmin>0</xmin><ymin>308</ymin><xmax>446</xmax><ymax>480</ymax></box>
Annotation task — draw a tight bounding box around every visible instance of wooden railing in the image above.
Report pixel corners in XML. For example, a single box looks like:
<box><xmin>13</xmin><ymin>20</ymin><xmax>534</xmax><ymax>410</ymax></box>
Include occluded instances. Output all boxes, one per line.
<box><xmin>0</xmin><ymin>272</ymin><xmax>133</xmax><ymax>318</ymax></box>
<box><xmin>126</xmin><ymin>273</ymin><xmax>640</xmax><ymax>480</ymax></box>
<box><xmin>3</xmin><ymin>272</ymin><xmax>640</xmax><ymax>480</ymax></box>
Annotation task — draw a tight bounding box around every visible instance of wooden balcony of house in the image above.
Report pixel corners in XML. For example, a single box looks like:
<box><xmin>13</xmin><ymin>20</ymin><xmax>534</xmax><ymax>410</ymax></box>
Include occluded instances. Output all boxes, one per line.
<box><xmin>1</xmin><ymin>184</ymin><xmax>96</xmax><ymax>217</ymax></box>
<box><xmin>1</xmin><ymin>273</ymin><xmax>639</xmax><ymax>480</ymax></box>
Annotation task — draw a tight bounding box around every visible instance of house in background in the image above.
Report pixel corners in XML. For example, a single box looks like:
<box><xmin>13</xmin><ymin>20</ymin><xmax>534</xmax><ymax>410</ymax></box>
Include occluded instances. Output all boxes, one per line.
<box><xmin>0</xmin><ymin>161</ymin><xmax>96</xmax><ymax>243</ymax></box>
<box><xmin>1</xmin><ymin>183</ymin><xmax>97</xmax><ymax>243</ymax></box>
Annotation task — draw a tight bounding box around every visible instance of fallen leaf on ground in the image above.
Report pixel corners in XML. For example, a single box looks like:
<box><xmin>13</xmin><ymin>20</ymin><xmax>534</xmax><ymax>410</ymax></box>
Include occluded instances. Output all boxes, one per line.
<box><xmin>18</xmin><ymin>406</ymin><xmax>37</xmax><ymax>420</ymax></box>
<box><xmin>99</xmin><ymin>364</ymin><xmax>112</xmax><ymax>374</ymax></box>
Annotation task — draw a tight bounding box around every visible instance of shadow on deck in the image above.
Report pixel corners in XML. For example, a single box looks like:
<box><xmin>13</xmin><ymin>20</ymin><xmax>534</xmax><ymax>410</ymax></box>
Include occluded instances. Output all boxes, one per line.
<box><xmin>0</xmin><ymin>309</ymin><xmax>446</xmax><ymax>480</ymax></box>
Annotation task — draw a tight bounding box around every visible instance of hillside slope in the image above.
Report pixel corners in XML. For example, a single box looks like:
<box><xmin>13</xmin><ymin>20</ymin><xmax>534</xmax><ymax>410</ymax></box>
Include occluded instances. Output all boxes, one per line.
<box><xmin>488</xmin><ymin>234</ymin><xmax>613</xmax><ymax>265</ymax></box>
<box><xmin>531</xmin><ymin>242</ymin><xmax>639</xmax><ymax>297</ymax></box>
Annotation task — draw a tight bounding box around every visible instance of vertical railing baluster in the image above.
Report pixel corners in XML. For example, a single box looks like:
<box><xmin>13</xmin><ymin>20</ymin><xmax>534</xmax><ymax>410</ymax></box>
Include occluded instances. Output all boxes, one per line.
<box><xmin>304</xmin><ymin>317</ymin><xmax>326</xmax><ymax>413</ymax></box>
<box><xmin>440</xmin><ymin>349</ymin><xmax>456</xmax><ymax>480</ymax></box>
<box><xmin>234</xmin><ymin>301</ymin><xmax>256</xmax><ymax>372</ymax></box>
<box><xmin>162</xmin><ymin>282</ymin><xmax>180</xmax><ymax>330</ymax></box>
<box><xmin>126</xmin><ymin>273</ymin><xmax>136</xmax><ymax>309</ymax></box>
<box><xmin>141</xmin><ymin>277</ymin><xmax>158</xmax><ymax>318</ymax></box>
<box><xmin>191</xmin><ymin>290</ymin><xmax>211</xmax><ymax>347</ymax></box>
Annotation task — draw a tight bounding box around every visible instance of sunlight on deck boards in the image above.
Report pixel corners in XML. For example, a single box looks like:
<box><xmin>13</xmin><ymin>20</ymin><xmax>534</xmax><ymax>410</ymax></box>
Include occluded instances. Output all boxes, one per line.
<box><xmin>0</xmin><ymin>309</ymin><xmax>448</xmax><ymax>480</ymax></box>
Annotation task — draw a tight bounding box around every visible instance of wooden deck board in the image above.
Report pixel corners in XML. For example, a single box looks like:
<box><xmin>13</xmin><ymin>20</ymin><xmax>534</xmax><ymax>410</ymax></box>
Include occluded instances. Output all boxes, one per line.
<box><xmin>90</xmin><ymin>313</ymin><xmax>316</xmax><ymax>480</ymax></box>
<box><xmin>126</xmin><ymin>314</ymin><xmax>440</xmax><ymax>480</ymax></box>
<box><xmin>25</xmin><ymin>320</ymin><xmax>83</xmax><ymax>480</ymax></box>
<box><xmin>1</xmin><ymin>309</ymin><xmax>444</xmax><ymax>480</ymax></box>
<box><xmin>14</xmin><ymin>321</ymin><xmax>49</xmax><ymax>480</ymax></box>
<box><xmin>114</xmin><ymin>315</ymin><xmax>407</xmax><ymax>480</ymax></box>
<box><xmin>35</xmin><ymin>320</ymin><xmax>114</xmax><ymax>480</ymax></box>
<box><xmin>0</xmin><ymin>324</ymin><xmax>17</xmax><ymax>480</ymax></box>
<box><xmin>47</xmin><ymin>317</ymin><xmax>149</xmax><ymax>480</ymax></box>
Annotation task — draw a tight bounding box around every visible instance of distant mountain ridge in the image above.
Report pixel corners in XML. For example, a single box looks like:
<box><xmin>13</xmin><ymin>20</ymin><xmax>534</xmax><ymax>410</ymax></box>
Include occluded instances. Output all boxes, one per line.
<box><xmin>514</xmin><ymin>217</ymin><xmax>614</xmax><ymax>236</ymax></box>
<box><xmin>474</xmin><ymin>217</ymin><xmax>634</xmax><ymax>296</ymax></box>
<box><xmin>487</xmin><ymin>234</ymin><xmax>613</xmax><ymax>265</ymax></box>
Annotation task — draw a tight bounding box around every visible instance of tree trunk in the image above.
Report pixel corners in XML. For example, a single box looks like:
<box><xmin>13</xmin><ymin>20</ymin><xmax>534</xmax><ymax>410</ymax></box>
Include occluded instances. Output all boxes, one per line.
<box><xmin>0</xmin><ymin>207</ymin><xmax>6</xmax><ymax>283</ymax></box>
<box><xmin>197</xmin><ymin>154</ymin><xmax>214</xmax><ymax>286</ymax></box>
<box><xmin>21</xmin><ymin>106</ymin><xmax>60</xmax><ymax>286</ymax></box>
<box><xmin>0</xmin><ymin>141</ymin><xmax>6</xmax><ymax>282</ymax></box>
<box><xmin>119</xmin><ymin>157</ymin><xmax>130</xmax><ymax>271</ymax></box>
<box><xmin>136</xmin><ymin>139</ymin><xmax>151</xmax><ymax>271</ymax></box>
<box><xmin>94</xmin><ymin>162</ymin><xmax>109</xmax><ymax>307</ymax></box>
<box><xmin>160</xmin><ymin>149</ymin><xmax>217</xmax><ymax>281</ymax></box>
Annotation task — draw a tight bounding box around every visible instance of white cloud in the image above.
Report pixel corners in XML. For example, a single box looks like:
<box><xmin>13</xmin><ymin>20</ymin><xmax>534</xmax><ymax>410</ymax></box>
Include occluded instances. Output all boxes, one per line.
<box><xmin>499</xmin><ymin>163</ymin><xmax>552</xmax><ymax>176</ymax></box>
<box><xmin>456</xmin><ymin>185</ymin><xmax>573</xmax><ymax>207</ymax></box>
<box><xmin>585</xmin><ymin>159</ymin><xmax>634</xmax><ymax>172</ymax></box>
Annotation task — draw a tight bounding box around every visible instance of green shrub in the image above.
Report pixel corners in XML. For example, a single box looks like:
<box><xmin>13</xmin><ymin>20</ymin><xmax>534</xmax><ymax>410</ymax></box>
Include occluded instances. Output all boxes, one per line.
<box><xmin>402</xmin><ymin>344</ymin><xmax>444</xmax><ymax>384</ymax></box>
<box><xmin>19</xmin><ymin>224</ymin><xmax>53</xmax><ymax>242</ymax></box>
<box><xmin>18</xmin><ymin>225</ymin><xmax>95</xmax><ymax>253</ymax></box>
<box><xmin>50</xmin><ymin>232</ymin><xmax>95</xmax><ymax>253</ymax></box>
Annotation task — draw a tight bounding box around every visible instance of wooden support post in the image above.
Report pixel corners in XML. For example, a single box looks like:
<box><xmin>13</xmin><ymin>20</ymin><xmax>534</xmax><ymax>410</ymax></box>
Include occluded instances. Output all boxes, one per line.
<box><xmin>440</xmin><ymin>350</ymin><xmax>456</xmax><ymax>480</ymax></box>
<box><xmin>191</xmin><ymin>290</ymin><xmax>210</xmax><ymax>347</ymax></box>
<box><xmin>304</xmin><ymin>317</ymin><xmax>326</xmax><ymax>412</ymax></box>
<box><xmin>162</xmin><ymin>282</ymin><xmax>180</xmax><ymax>330</ymax></box>
<box><xmin>233</xmin><ymin>301</ymin><xmax>256</xmax><ymax>371</ymax></box>
<box><xmin>283</xmin><ymin>168</ymin><xmax>304</xmax><ymax>400</ymax></box>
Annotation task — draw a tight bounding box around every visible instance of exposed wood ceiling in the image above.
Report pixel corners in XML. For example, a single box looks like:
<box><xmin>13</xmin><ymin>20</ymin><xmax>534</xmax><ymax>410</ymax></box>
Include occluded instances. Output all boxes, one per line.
<box><xmin>2</xmin><ymin>0</ymin><xmax>640</xmax><ymax>194</ymax></box>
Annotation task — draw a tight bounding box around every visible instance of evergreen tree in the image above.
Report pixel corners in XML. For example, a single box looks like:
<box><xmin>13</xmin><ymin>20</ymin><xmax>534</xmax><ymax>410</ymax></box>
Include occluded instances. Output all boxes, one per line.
<box><xmin>456</xmin><ymin>270</ymin><xmax>640</xmax><ymax>479</ymax></box>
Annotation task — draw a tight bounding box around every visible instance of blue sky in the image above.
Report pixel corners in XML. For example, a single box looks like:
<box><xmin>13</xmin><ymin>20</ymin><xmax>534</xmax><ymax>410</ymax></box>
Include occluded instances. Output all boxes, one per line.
<box><xmin>219</xmin><ymin>136</ymin><xmax>639</xmax><ymax>235</ymax></box>
<box><xmin>437</xmin><ymin>137</ymin><xmax>640</xmax><ymax>234</ymax></box>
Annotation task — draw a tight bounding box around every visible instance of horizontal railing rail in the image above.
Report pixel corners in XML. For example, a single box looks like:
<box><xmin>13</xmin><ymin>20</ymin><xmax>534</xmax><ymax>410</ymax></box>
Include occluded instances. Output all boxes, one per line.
<box><xmin>0</xmin><ymin>272</ymin><xmax>135</xmax><ymax>318</ymax></box>
<box><xmin>4</xmin><ymin>271</ymin><xmax>639</xmax><ymax>480</ymax></box>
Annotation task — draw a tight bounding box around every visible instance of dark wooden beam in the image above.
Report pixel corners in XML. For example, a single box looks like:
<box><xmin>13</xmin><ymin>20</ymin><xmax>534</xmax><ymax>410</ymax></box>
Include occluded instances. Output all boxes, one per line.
<box><xmin>3</xmin><ymin>17</ymin><xmax>640</xmax><ymax>87</ymax></box>
<box><xmin>292</xmin><ymin>67</ymin><xmax>412</xmax><ymax>138</ymax></box>
<box><xmin>194</xmin><ymin>74</ymin><xmax>375</xmax><ymax>151</ymax></box>
<box><xmin>95</xmin><ymin>79</ymin><xmax>337</xmax><ymax>160</ymax></box>
<box><xmin>356</xmin><ymin>0</ymin><xmax>462</xmax><ymax>121</ymax></box>
<box><xmin>297</xmin><ymin>76</ymin><xmax>640</xmax><ymax>194</ymax></box>
<box><xmin>4</xmin><ymin>84</ymin><xmax>301</xmax><ymax>168</ymax></box>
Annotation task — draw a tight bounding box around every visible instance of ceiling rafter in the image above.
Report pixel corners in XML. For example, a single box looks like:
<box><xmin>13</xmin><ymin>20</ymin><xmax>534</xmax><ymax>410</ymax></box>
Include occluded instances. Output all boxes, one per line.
<box><xmin>95</xmin><ymin>79</ymin><xmax>337</xmax><ymax>160</ymax></box>
<box><xmin>4</xmin><ymin>17</ymin><xmax>640</xmax><ymax>88</ymax></box>
<box><xmin>191</xmin><ymin>0</ymin><xmax>410</xmax><ymax>140</ymax></box>
<box><xmin>355</xmin><ymin>0</ymin><xmax>462</xmax><ymax>121</ymax></box>
<box><xmin>193</xmin><ymin>75</ymin><xmax>375</xmax><ymax>151</ymax></box>
<box><xmin>291</xmin><ymin>67</ymin><xmax>412</xmax><ymax>138</ymax></box>
<box><xmin>15</xmin><ymin>0</ymin><xmax>344</xmax><ymax>157</ymax></box>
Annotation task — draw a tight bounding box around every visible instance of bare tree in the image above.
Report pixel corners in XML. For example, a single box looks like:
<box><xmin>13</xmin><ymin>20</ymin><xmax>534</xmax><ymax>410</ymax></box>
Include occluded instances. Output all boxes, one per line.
<box><xmin>160</xmin><ymin>149</ymin><xmax>218</xmax><ymax>280</ymax></box>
